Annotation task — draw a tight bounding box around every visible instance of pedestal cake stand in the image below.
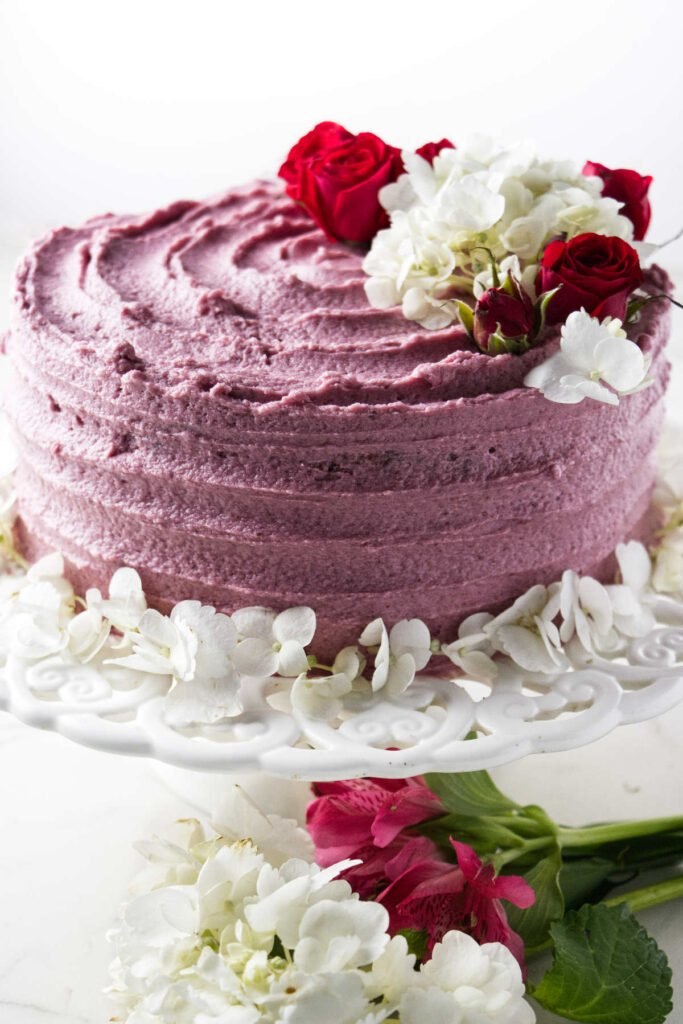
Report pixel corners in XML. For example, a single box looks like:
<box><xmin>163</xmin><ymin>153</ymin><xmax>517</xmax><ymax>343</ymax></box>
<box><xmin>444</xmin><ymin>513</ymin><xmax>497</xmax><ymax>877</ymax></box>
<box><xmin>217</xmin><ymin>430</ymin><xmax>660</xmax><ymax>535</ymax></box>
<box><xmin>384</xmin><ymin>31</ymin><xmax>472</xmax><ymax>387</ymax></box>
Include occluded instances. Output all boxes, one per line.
<box><xmin>2</xmin><ymin>594</ymin><xmax>683</xmax><ymax>781</ymax></box>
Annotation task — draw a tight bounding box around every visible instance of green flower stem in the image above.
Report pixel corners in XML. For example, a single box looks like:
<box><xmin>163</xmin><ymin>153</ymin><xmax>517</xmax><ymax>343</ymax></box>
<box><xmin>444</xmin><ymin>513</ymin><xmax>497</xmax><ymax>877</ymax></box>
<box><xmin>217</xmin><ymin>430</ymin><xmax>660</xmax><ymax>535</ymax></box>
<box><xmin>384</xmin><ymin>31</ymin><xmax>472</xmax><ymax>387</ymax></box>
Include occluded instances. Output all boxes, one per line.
<box><xmin>604</xmin><ymin>875</ymin><xmax>683</xmax><ymax>915</ymax></box>
<box><xmin>494</xmin><ymin>837</ymin><xmax>556</xmax><ymax>868</ymax></box>
<box><xmin>557</xmin><ymin>816</ymin><xmax>683</xmax><ymax>850</ymax></box>
<box><xmin>529</xmin><ymin>873</ymin><xmax>683</xmax><ymax>957</ymax></box>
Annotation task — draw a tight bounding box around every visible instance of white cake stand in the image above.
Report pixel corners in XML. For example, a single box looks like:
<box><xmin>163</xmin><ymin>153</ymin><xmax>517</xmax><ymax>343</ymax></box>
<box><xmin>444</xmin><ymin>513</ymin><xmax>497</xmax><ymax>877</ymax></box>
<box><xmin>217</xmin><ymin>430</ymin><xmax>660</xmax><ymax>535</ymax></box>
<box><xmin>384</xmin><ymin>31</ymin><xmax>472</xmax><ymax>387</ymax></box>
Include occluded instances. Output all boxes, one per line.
<box><xmin>2</xmin><ymin>592</ymin><xmax>683</xmax><ymax>781</ymax></box>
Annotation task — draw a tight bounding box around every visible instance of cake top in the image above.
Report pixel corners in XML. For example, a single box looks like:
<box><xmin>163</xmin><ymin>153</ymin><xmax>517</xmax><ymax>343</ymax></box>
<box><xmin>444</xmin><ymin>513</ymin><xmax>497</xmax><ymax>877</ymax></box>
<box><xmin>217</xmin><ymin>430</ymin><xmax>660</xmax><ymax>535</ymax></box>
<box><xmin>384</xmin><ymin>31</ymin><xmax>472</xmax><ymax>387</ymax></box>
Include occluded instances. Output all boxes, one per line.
<box><xmin>14</xmin><ymin>180</ymin><xmax>562</xmax><ymax>408</ymax></box>
<box><xmin>10</xmin><ymin>125</ymin><xmax>669</xmax><ymax>412</ymax></box>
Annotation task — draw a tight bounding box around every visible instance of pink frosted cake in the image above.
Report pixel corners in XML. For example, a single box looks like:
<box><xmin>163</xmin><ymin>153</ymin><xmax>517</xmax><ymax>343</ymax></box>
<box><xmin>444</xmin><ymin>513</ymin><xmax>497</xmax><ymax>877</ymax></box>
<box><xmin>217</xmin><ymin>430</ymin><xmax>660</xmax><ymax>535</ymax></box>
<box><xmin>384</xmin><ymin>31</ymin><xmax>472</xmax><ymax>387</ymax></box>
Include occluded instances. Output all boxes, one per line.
<box><xmin>2</xmin><ymin>129</ymin><xmax>672</xmax><ymax>657</ymax></box>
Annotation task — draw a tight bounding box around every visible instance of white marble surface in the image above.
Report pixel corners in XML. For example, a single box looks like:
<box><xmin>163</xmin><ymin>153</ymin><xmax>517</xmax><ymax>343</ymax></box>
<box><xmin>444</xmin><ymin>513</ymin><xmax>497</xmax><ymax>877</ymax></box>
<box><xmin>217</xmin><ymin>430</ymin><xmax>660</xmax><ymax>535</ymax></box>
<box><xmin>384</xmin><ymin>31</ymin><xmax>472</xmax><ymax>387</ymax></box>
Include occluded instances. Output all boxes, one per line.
<box><xmin>0</xmin><ymin>259</ymin><xmax>682</xmax><ymax>1023</ymax></box>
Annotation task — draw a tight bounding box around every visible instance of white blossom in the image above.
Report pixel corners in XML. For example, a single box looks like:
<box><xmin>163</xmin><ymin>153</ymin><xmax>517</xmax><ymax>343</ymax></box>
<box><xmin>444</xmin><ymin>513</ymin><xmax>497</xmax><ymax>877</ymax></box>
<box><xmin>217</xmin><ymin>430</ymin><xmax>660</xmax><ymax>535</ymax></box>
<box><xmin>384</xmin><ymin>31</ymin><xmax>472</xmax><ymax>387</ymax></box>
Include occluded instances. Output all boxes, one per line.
<box><xmin>484</xmin><ymin>584</ymin><xmax>567</xmax><ymax>674</ymax></box>
<box><xmin>441</xmin><ymin>612</ymin><xmax>499</xmax><ymax>681</ymax></box>
<box><xmin>364</xmin><ymin>134</ymin><xmax>634</xmax><ymax>329</ymax></box>
<box><xmin>524</xmin><ymin>310</ymin><xmax>651</xmax><ymax>405</ymax></box>
<box><xmin>0</xmin><ymin>552</ymin><xmax>74</xmax><ymax>659</ymax></box>
<box><xmin>85</xmin><ymin>566</ymin><xmax>147</xmax><ymax>632</ymax></box>
<box><xmin>232</xmin><ymin>605</ymin><xmax>316</xmax><ymax>677</ymax></box>
<box><xmin>210</xmin><ymin>786</ymin><xmax>314</xmax><ymax>867</ymax></box>
<box><xmin>291</xmin><ymin>645</ymin><xmax>365</xmax><ymax>719</ymax></box>
<box><xmin>294</xmin><ymin>898</ymin><xmax>389</xmax><ymax>972</ymax></box>
<box><xmin>606</xmin><ymin>541</ymin><xmax>656</xmax><ymax>637</ymax></box>
<box><xmin>359</xmin><ymin>617</ymin><xmax>432</xmax><ymax>695</ymax></box>
<box><xmin>559</xmin><ymin>570</ymin><xmax>617</xmax><ymax>653</ymax></box>
<box><xmin>400</xmin><ymin>930</ymin><xmax>535</xmax><ymax>1024</ymax></box>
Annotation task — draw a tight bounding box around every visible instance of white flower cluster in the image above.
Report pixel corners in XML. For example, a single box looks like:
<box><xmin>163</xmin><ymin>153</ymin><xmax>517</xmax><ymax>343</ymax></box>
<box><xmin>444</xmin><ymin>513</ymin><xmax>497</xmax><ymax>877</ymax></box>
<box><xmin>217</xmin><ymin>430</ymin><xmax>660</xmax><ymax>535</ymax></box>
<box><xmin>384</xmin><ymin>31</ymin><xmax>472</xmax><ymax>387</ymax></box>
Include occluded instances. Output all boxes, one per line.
<box><xmin>363</xmin><ymin>136</ymin><xmax>633</xmax><ymax>329</ymax></box>
<box><xmin>0</xmin><ymin>534</ymin><xmax>669</xmax><ymax>718</ymax></box>
<box><xmin>524</xmin><ymin>310</ymin><xmax>652</xmax><ymax>406</ymax></box>
<box><xmin>108</xmin><ymin>787</ymin><xmax>534</xmax><ymax>1024</ymax></box>
<box><xmin>442</xmin><ymin>540</ymin><xmax>656</xmax><ymax>678</ymax></box>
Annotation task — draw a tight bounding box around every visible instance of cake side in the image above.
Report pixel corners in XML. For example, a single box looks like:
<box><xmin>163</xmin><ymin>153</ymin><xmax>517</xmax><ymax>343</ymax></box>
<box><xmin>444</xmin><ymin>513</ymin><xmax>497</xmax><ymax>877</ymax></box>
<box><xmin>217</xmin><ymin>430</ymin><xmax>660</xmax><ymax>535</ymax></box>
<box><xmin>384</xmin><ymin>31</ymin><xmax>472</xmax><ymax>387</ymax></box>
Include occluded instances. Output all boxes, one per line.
<box><xmin>3</xmin><ymin>183</ymin><xmax>672</xmax><ymax>657</ymax></box>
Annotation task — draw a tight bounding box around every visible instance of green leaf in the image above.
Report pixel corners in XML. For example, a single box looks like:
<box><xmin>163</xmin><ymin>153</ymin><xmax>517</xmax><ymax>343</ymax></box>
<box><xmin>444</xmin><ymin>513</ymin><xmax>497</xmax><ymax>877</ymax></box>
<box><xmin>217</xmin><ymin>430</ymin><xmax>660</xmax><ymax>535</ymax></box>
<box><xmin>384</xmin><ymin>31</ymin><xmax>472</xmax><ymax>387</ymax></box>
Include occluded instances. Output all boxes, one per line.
<box><xmin>396</xmin><ymin>928</ymin><xmax>429</xmax><ymax>962</ymax></box>
<box><xmin>423</xmin><ymin>768</ymin><xmax>521</xmax><ymax>818</ymax></box>
<box><xmin>558</xmin><ymin>857</ymin><xmax>618</xmax><ymax>911</ymax></box>
<box><xmin>533</xmin><ymin>286</ymin><xmax>560</xmax><ymax>338</ymax></box>
<box><xmin>456</xmin><ymin>300</ymin><xmax>474</xmax><ymax>337</ymax></box>
<box><xmin>531</xmin><ymin>903</ymin><xmax>673</xmax><ymax>1024</ymax></box>
<box><xmin>504</xmin><ymin>845</ymin><xmax>564</xmax><ymax>953</ymax></box>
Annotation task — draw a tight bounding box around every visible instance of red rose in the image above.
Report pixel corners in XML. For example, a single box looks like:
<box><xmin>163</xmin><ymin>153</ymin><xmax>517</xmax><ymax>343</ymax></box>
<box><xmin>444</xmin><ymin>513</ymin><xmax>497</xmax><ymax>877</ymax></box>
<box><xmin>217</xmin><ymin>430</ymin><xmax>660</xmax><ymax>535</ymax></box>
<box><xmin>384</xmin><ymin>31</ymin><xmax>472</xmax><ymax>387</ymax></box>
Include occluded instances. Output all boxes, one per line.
<box><xmin>473</xmin><ymin>282</ymin><xmax>535</xmax><ymax>353</ymax></box>
<box><xmin>415</xmin><ymin>138</ymin><xmax>455</xmax><ymax>164</ymax></box>
<box><xmin>278</xmin><ymin>121</ymin><xmax>403</xmax><ymax>244</ymax></box>
<box><xmin>537</xmin><ymin>233</ymin><xmax>643</xmax><ymax>324</ymax></box>
<box><xmin>583</xmin><ymin>161</ymin><xmax>653</xmax><ymax>241</ymax></box>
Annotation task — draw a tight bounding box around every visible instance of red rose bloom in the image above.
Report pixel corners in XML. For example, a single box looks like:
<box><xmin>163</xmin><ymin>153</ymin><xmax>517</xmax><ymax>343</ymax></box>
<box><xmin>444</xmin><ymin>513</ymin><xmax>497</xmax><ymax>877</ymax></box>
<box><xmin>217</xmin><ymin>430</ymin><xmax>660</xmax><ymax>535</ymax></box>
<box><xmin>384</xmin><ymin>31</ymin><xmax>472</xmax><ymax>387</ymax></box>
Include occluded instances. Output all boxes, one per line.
<box><xmin>537</xmin><ymin>232</ymin><xmax>643</xmax><ymax>324</ymax></box>
<box><xmin>583</xmin><ymin>161</ymin><xmax>653</xmax><ymax>240</ymax></box>
<box><xmin>473</xmin><ymin>283</ymin><xmax>535</xmax><ymax>353</ymax></box>
<box><xmin>278</xmin><ymin>121</ymin><xmax>403</xmax><ymax>244</ymax></box>
<box><xmin>415</xmin><ymin>138</ymin><xmax>455</xmax><ymax>164</ymax></box>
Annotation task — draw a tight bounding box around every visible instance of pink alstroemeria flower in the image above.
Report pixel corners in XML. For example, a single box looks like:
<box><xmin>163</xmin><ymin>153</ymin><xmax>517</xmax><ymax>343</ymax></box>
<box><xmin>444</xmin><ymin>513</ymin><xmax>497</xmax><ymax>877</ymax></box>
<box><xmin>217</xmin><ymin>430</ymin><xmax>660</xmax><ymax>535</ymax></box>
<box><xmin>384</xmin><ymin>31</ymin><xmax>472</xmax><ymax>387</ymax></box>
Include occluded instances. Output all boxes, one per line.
<box><xmin>377</xmin><ymin>838</ymin><xmax>535</xmax><ymax>973</ymax></box>
<box><xmin>306</xmin><ymin>777</ymin><xmax>446</xmax><ymax>898</ymax></box>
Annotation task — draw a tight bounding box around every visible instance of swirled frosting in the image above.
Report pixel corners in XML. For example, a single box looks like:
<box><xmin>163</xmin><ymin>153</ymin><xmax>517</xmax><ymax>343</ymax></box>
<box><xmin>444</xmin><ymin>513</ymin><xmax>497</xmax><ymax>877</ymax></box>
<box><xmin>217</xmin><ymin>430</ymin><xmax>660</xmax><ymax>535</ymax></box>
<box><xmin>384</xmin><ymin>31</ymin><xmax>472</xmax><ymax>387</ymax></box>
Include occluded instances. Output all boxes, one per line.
<box><xmin>3</xmin><ymin>180</ymin><xmax>672</xmax><ymax>656</ymax></box>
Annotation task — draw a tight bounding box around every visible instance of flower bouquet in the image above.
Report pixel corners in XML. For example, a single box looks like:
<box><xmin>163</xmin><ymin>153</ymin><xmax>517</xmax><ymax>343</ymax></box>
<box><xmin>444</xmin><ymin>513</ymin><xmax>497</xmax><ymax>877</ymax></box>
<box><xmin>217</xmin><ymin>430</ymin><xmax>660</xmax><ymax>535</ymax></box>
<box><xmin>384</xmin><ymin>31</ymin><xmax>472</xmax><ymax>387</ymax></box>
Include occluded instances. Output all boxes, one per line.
<box><xmin>108</xmin><ymin>773</ymin><xmax>683</xmax><ymax>1023</ymax></box>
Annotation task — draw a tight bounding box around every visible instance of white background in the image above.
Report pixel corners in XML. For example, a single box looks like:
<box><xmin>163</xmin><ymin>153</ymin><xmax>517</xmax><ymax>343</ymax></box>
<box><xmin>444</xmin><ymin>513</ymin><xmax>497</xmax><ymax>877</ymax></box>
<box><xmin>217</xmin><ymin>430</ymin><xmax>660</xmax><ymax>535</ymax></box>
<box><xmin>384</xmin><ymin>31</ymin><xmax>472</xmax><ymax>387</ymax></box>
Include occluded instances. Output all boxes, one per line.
<box><xmin>1</xmin><ymin>2</ymin><xmax>682</xmax><ymax>1022</ymax></box>
<box><xmin>1</xmin><ymin>0</ymin><xmax>683</xmax><ymax>292</ymax></box>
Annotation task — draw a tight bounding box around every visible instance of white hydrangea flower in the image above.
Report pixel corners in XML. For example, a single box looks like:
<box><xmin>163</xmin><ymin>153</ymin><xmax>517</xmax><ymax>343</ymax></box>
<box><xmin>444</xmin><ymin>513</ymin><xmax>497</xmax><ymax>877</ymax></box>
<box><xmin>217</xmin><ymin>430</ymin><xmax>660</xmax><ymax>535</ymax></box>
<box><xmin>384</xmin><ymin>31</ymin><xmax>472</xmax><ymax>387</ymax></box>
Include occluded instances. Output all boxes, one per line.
<box><xmin>210</xmin><ymin>786</ymin><xmax>314</xmax><ymax>868</ymax></box>
<box><xmin>368</xmin><ymin>935</ymin><xmax>418</xmax><ymax>1003</ymax></box>
<box><xmin>244</xmin><ymin>858</ymin><xmax>356</xmax><ymax>948</ymax></box>
<box><xmin>264</xmin><ymin>968</ymin><xmax>390</xmax><ymax>1024</ymax></box>
<box><xmin>113</xmin><ymin>601</ymin><xmax>242</xmax><ymax>721</ymax></box>
<box><xmin>291</xmin><ymin>645</ymin><xmax>365</xmax><ymax>720</ymax></box>
<box><xmin>400</xmin><ymin>930</ymin><xmax>535</xmax><ymax>1024</ymax></box>
<box><xmin>294</xmin><ymin>898</ymin><xmax>389</xmax><ymax>972</ymax></box>
<box><xmin>359</xmin><ymin>617</ymin><xmax>432</xmax><ymax>695</ymax></box>
<box><xmin>606</xmin><ymin>540</ymin><xmax>656</xmax><ymax>637</ymax></box>
<box><xmin>85</xmin><ymin>566</ymin><xmax>147</xmax><ymax>632</ymax></box>
<box><xmin>441</xmin><ymin>612</ymin><xmax>499</xmax><ymax>681</ymax></box>
<box><xmin>524</xmin><ymin>310</ymin><xmax>651</xmax><ymax>406</ymax></box>
<box><xmin>0</xmin><ymin>552</ymin><xmax>74</xmax><ymax>659</ymax></box>
<box><xmin>364</xmin><ymin>134</ymin><xmax>634</xmax><ymax>329</ymax></box>
<box><xmin>484</xmin><ymin>583</ymin><xmax>567</xmax><ymax>674</ymax></box>
<box><xmin>232</xmin><ymin>605</ymin><xmax>316</xmax><ymax>677</ymax></box>
<box><xmin>559</xmin><ymin>570</ymin><xmax>617</xmax><ymax>653</ymax></box>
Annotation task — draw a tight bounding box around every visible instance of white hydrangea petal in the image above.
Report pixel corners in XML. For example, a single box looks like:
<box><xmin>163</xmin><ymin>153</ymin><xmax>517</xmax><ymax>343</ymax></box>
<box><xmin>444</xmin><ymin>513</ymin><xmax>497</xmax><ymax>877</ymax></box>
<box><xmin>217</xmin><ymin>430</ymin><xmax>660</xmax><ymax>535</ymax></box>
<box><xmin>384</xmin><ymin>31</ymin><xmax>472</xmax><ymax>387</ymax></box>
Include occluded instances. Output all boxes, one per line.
<box><xmin>616</xmin><ymin>540</ymin><xmax>652</xmax><ymax>593</ymax></box>
<box><xmin>578</xmin><ymin>576</ymin><xmax>614</xmax><ymax>637</ymax></box>
<box><xmin>364</xmin><ymin>276</ymin><xmax>399</xmax><ymax>309</ymax></box>
<box><xmin>276</xmin><ymin>639</ymin><xmax>310</xmax><ymax>678</ymax></box>
<box><xmin>27</xmin><ymin>551</ymin><xmax>64</xmax><ymax>580</ymax></box>
<box><xmin>291</xmin><ymin>672</ymin><xmax>351</xmax><ymax>721</ymax></box>
<box><xmin>295</xmin><ymin>899</ymin><xmax>389</xmax><ymax>973</ymax></box>
<box><xmin>386</xmin><ymin>652</ymin><xmax>416</xmax><ymax>695</ymax></box>
<box><xmin>231</xmin><ymin>606</ymin><xmax>276</xmax><ymax>640</ymax></box>
<box><xmin>273</xmin><ymin>606</ymin><xmax>316</xmax><ymax>647</ymax></box>
<box><xmin>138</xmin><ymin>608</ymin><xmax>178</xmax><ymax>649</ymax></box>
<box><xmin>594</xmin><ymin>336</ymin><xmax>646</xmax><ymax>392</ymax></box>
<box><xmin>109</xmin><ymin>567</ymin><xmax>144</xmax><ymax>601</ymax></box>
<box><xmin>560</xmin><ymin>310</ymin><xmax>611</xmax><ymax>371</ymax></box>
<box><xmin>124</xmin><ymin>885</ymin><xmax>199</xmax><ymax>944</ymax></box>
<box><xmin>359</xmin><ymin>617</ymin><xmax>385</xmax><ymax>648</ymax></box>
<box><xmin>494</xmin><ymin>625</ymin><xmax>560</xmax><ymax>674</ymax></box>
<box><xmin>232</xmin><ymin>637</ymin><xmax>278</xmax><ymax>677</ymax></box>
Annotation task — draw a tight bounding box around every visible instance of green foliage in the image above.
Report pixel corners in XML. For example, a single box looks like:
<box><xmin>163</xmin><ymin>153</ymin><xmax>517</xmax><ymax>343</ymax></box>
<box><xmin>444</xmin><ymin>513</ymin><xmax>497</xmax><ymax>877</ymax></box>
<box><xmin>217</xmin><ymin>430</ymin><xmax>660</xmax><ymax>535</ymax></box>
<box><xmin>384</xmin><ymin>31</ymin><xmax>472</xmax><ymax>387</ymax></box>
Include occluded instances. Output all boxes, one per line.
<box><xmin>531</xmin><ymin>903</ymin><xmax>673</xmax><ymax>1024</ymax></box>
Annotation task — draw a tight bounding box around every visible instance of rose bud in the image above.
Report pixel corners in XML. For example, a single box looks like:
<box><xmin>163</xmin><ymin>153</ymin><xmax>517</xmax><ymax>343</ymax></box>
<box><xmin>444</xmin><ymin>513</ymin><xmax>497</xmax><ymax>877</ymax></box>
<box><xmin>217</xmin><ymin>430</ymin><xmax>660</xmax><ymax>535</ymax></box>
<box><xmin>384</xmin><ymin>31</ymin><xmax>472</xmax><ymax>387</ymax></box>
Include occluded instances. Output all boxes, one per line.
<box><xmin>415</xmin><ymin>138</ymin><xmax>455</xmax><ymax>164</ymax></box>
<box><xmin>473</xmin><ymin>280</ymin><xmax>535</xmax><ymax>355</ymax></box>
<box><xmin>583</xmin><ymin>161</ymin><xmax>653</xmax><ymax>240</ymax></box>
<box><xmin>278</xmin><ymin>122</ymin><xmax>403</xmax><ymax>244</ymax></box>
<box><xmin>538</xmin><ymin>232</ymin><xmax>643</xmax><ymax>324</ymax></box>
